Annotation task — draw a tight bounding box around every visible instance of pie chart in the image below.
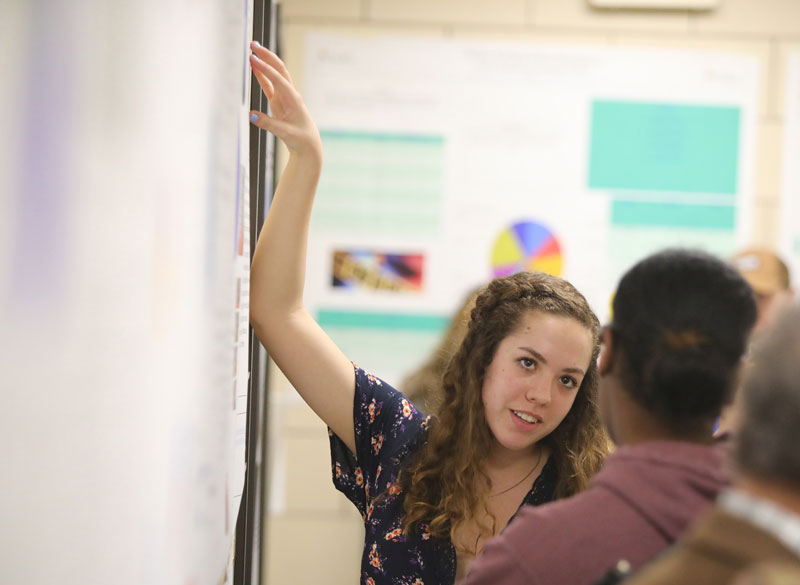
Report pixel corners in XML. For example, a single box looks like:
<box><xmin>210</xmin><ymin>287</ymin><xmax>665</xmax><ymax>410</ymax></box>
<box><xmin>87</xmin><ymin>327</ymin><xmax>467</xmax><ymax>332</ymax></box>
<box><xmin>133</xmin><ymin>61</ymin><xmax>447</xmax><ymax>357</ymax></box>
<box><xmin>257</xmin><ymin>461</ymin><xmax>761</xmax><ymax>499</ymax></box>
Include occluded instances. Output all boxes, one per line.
<box><xmin>491</xmin><ymin>220</ymin><xmax>563</xmax><ymax>277</ymax></box>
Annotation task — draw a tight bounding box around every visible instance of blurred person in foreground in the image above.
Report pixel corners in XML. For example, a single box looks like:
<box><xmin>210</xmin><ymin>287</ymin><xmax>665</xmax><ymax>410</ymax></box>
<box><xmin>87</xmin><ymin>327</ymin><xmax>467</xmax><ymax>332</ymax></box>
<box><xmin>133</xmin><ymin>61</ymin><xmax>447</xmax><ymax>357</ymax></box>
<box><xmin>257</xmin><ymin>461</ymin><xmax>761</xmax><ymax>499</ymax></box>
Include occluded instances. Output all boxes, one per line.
<box><xmin>730</xmin><ymin>562</ymin><xmax>800</xmax><ymax>585</ymax></box>
<box><xmin>464</xmin><ymin>249</ymin><xmax>757</xmax><ymax>585</ymax></box>
<box><xmin>624</xmin><ymin>303</ymin><xmax>800</xmax><ymax>585</ymax></box>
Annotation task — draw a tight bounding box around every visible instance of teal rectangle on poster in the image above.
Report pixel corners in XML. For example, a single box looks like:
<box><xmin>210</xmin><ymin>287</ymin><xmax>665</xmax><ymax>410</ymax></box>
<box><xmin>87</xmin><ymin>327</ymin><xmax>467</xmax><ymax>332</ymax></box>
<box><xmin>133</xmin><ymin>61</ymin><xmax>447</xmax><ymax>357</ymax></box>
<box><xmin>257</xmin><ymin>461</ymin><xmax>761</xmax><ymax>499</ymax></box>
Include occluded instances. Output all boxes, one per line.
<box><xmin>317</xmin><ymin>309</ymin><xmax>448</xmax><ymax>332</ymax></box>
<box><xmin>611</xmin><ymin>200</ymin><xmax>736</xmax><ymax>229</ymax></box>
<box><xmin>589</xmin><ymin>101</ymin><xmax>740</xmax><ymax>194</ymax></box>
<box><xmin>320</xmin><ymin>129</ymin><xmax>444</xmax><ymax>144</ymax></box>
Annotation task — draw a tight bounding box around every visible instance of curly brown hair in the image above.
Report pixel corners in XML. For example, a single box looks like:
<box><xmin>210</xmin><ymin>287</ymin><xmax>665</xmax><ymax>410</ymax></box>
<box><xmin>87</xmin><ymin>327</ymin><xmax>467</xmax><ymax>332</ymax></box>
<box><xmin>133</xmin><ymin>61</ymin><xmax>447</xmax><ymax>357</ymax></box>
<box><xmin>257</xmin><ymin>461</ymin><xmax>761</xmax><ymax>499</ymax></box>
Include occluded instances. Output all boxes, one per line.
<box><xmin>398</xmin><ymin>271</ymin><xmax>609</xmax><ymax>544</ymax></box>
<box><xmin>400</xmin><ymin>287</ymin><xmax>481</xmax><ymax>414</ymax></box>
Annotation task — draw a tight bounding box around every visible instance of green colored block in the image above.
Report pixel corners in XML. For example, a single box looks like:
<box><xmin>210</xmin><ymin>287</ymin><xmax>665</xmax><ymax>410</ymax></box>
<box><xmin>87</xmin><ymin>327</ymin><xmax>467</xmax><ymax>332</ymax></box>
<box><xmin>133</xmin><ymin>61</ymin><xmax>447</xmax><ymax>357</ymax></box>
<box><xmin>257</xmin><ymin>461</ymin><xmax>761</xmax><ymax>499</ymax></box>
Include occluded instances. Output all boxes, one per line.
<box><xmin>317</xmin><ymin>309</ymin><xmax>449</xmax><ymax>332</ymax></box>
<box><xmin>589</xmin><ymin>101</ymin><xmax>740</xmax><ymax>194</ymax></box>
<box><xmin>320</xmin><ymin>129</ymin><xmax>444</xmax><ymax>144</ymax></box>
<box><xmin>611</xmin><ymin>200</ymin><xmax>735</xmax><ymax>229</ymax></box>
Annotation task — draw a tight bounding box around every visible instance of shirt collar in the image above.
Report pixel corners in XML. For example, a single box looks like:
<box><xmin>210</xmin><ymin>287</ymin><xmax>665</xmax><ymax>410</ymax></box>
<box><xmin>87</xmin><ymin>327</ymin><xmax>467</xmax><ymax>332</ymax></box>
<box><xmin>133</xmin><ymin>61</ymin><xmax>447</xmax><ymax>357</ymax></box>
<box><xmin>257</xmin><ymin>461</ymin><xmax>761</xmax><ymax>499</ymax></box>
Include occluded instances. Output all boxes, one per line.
<box><xmin>719</xmin><ymin>488</ymin><xmax>800</xmax><ymax>559</ymax></box>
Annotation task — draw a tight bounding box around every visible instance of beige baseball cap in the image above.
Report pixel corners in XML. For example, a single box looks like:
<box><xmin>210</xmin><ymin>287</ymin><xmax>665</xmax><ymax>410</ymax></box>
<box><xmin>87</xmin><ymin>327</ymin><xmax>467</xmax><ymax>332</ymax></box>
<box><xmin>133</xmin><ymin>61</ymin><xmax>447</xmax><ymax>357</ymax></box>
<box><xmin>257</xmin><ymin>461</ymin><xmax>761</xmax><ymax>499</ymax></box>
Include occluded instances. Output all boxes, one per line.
<box><xmin>730</xmin><ymin>248</ymin><xmax>790</xmax><ymax>295</ymax></box>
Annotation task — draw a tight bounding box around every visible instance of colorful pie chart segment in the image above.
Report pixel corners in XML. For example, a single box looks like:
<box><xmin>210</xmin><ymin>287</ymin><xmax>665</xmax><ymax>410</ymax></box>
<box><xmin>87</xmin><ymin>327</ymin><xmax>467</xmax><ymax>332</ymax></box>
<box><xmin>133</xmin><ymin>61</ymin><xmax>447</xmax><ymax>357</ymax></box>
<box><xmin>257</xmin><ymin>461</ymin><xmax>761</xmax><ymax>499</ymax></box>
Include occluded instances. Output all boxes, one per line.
<box><xmin>491</xmin><ymin>220</ymin><xmax>563</xmax><ymax>277</ymax></box>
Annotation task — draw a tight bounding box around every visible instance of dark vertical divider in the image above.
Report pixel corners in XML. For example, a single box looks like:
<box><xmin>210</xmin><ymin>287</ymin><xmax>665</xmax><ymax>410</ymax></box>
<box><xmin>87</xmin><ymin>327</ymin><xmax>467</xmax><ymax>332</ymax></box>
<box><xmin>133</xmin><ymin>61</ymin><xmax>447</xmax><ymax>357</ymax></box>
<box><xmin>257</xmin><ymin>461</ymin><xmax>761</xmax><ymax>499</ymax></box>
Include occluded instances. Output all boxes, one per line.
<box><xmin>235</xmin><ymin>1</ymin><xmax>277</xmax><ymax>583</ymax></box>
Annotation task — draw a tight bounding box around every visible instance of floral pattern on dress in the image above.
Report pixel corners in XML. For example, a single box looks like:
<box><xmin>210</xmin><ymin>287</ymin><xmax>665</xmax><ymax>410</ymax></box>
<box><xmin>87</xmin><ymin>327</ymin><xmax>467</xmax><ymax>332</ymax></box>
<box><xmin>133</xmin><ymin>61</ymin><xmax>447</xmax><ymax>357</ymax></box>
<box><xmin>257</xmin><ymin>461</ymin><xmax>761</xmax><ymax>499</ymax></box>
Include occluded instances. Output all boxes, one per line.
<box><xmin>330</xmin><ymin>364</ymin><xmax>557</xmax><ymax>585</ymax></box>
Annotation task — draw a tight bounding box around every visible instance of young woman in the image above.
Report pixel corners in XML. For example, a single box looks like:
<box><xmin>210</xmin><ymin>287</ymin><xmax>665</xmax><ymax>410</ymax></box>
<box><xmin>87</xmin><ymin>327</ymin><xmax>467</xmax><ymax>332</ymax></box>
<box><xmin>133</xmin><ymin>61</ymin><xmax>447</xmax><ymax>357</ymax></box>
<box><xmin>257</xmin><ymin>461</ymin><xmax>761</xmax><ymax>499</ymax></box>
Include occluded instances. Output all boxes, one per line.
<box><xmin>247</xmin><ymin>44</ymin><xmax>609</xmax><ymax>584</ymax></box>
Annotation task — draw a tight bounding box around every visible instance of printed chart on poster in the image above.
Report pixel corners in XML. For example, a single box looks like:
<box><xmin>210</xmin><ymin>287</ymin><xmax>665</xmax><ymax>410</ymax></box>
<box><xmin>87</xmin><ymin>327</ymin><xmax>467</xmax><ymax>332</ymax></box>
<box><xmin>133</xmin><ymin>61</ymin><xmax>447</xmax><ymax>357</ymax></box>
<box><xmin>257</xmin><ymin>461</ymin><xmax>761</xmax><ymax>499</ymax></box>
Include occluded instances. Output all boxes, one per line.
<box><xmin>301</xmin><ymin>33</ymin><xmax>759</xmax><ymax>385</ymax></box>
<box><xmin>781</xmin><ymin>53</ymin><xmax>800</xmax><ymax>287</ymax></box>
<box><xmin>491</xmin><ymin>220</ymin><xmax>564</xmax><ymax>278</ymax></box>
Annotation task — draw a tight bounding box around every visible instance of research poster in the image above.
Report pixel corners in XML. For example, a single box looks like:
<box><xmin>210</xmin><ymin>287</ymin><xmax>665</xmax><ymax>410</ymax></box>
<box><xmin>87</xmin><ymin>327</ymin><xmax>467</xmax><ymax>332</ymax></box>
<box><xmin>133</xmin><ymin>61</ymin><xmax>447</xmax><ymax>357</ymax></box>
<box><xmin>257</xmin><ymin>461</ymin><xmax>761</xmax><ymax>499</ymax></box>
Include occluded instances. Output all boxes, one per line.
<box><xmin>1</xmin><ymin>3</ymin><xmax>253</xmax><ymax>585</ymax></box>
<box><xmin>302</xmin><ymin>34</ymin><xmax>760</xmax><ymax>385</ymax></box>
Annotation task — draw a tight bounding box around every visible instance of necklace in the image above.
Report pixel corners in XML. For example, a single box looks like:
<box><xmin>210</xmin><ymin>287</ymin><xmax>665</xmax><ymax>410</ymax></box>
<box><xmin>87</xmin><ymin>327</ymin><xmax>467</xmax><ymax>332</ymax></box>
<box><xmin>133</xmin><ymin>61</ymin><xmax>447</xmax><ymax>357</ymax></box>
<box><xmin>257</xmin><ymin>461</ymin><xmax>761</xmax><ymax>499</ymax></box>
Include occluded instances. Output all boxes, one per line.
<box><xmin>488</xmin><ymin>447</ymin><xmax>544</xmax><ymax>498</ymax></box>
<box><xmin>469</xmin><ymin>447</ymin><xmax>545</xmax><ymax>555</ymax></box>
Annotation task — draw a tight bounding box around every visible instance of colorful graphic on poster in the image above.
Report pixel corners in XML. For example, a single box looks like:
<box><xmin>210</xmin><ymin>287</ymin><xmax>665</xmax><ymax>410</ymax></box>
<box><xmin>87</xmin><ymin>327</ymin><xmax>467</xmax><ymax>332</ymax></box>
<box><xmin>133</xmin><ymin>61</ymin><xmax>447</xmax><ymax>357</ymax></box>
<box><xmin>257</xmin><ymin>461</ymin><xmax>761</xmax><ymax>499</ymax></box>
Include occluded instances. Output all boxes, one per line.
<box><xmin>491</xmin><ymin>220</ymin><xmax>563</xmax><ymax>278</ymax></box>
<box><xmin>332</xmin><ymin>249</ymin><xmax>424</xmax><ymax>291</ymax></box>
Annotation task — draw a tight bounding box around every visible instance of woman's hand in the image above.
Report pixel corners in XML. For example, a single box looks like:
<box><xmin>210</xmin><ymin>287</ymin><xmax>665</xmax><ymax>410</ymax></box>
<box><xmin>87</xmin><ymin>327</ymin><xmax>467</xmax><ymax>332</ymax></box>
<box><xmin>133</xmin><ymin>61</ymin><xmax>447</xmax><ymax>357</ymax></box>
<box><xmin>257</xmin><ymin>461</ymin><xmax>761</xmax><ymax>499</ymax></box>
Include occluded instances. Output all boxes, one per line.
<box><xmin>249</xmin><ymin>42</ymin><xmax>322</xmax><ymax>161</ymax></box>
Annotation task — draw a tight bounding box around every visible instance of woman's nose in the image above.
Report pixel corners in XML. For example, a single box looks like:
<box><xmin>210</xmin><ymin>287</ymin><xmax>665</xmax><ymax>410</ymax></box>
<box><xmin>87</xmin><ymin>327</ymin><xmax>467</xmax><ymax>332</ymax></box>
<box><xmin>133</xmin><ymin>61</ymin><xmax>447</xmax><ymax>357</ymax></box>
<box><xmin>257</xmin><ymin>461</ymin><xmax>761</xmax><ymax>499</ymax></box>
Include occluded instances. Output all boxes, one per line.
<box><xmin>525</xmin><ymin>378</ymin><xmax>552</xmax><ymax>405</ymax></box>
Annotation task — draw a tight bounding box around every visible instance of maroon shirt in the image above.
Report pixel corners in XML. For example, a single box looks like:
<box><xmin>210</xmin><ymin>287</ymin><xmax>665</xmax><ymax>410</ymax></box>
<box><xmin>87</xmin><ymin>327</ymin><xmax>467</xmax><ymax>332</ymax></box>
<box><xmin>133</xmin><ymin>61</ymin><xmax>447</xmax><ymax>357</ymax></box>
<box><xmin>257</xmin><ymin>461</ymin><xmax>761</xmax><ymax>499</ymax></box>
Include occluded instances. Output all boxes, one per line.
<box><xmin>465</xmin><ymin>441</ymin><xmax>730</xmax><ymax>585</ymax></box>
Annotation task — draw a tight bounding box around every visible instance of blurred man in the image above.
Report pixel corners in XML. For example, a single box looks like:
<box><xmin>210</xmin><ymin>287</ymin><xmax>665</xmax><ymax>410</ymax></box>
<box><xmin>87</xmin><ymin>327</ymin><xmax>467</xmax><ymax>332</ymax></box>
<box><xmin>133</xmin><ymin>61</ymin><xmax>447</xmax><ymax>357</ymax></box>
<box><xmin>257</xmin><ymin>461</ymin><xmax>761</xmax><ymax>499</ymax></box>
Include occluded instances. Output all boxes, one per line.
<box><xmin>624</xmin><ymin>304</ymin><xmax>800</xmax><ymax>585</ymax></box>
<box><xmin>716</xmin><ymin>248</ymin><xmax>795</xmax><ymax>438</ymax></box>
<box><xmin>730</xmin><ymin>248</ymin><xmax>793</xmax><ymax>334</ymax></box>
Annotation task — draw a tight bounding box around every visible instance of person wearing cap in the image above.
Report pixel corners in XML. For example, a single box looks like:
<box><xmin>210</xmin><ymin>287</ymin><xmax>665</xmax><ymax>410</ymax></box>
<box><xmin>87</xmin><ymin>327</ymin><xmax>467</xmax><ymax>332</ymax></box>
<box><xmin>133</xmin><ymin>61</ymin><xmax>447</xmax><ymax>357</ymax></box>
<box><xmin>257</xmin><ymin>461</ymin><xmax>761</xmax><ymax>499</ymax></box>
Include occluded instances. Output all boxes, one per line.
<box><xmin>729</xmin><ymin>248</ymin><xmax>794</xmax><ymax>334</ymax></box>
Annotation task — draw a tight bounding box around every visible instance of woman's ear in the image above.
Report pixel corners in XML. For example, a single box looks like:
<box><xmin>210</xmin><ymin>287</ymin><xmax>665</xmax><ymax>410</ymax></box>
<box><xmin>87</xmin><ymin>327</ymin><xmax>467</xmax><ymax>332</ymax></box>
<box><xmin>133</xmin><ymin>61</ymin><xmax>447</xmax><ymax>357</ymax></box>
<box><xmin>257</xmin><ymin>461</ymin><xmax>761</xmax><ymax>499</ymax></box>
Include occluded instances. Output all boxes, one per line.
<box><xmin>598</xmin><ymin>326</ymin><xmax>615</xmax><ymax>376</ymax></box>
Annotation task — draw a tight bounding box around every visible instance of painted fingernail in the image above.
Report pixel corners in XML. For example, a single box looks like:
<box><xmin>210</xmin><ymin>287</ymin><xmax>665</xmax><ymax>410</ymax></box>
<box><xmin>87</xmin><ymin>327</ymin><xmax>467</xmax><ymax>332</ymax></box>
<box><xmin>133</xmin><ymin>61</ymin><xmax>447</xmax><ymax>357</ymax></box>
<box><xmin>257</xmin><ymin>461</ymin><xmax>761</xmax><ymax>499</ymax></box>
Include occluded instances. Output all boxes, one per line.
<box><xmin>252</xmin><ymin>40</ymin><xmax>261</xmax><ymax>47</ymax></box>
<box><xmin>249</xmin><ymin>113</ymin><xmax>259</xmax><ymax>123</ymax></box>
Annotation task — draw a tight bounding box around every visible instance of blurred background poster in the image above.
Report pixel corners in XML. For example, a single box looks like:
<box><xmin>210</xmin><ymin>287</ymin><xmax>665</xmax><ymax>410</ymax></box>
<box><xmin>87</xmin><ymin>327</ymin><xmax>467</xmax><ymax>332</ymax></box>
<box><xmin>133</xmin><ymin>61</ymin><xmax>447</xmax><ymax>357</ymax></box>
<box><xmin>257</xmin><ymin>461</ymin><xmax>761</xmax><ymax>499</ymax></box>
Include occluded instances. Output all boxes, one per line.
<box><xmin>301</xmin><ymin>33</ymin><xmax>759</xmax><ymax>385</ymax></box>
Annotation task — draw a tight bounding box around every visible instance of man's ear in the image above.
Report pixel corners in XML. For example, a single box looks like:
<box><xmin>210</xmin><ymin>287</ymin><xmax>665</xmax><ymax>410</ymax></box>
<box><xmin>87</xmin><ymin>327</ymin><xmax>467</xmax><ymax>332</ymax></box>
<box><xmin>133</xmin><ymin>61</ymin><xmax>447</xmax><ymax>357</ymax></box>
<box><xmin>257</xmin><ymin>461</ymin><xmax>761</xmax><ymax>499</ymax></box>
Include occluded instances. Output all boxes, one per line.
<box><xmin>598</xmin><ymin>326</ymin><xmax>615</xmax><ymax>376</ymax></box>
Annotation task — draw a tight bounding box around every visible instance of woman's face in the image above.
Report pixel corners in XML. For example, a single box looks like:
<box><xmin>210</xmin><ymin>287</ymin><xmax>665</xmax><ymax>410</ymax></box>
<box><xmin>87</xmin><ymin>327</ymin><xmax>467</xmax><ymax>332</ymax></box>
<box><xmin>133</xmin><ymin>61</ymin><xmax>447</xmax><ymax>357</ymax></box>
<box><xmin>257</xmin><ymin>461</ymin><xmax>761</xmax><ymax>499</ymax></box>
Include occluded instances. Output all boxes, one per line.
<box><xmin>481</xmin><ymin>309</ymin><xmax>594</xmax><ymax>457</ymax></box>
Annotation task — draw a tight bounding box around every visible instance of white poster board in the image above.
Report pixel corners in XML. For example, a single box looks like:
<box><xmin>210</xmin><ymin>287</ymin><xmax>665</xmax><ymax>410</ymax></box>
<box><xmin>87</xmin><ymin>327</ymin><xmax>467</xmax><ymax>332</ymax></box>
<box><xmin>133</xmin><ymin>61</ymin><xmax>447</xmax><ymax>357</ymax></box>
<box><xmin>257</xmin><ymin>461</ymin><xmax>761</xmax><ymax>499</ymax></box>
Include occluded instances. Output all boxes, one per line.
<box><xmin>301</xmin><ymin>33</ymin><xmax>759</xmax><ymax>385</ymax></box>
<box><xmin>0</xmin><ymin>1</ymin><xmax>253</xmax><ymax>584</ymax></box>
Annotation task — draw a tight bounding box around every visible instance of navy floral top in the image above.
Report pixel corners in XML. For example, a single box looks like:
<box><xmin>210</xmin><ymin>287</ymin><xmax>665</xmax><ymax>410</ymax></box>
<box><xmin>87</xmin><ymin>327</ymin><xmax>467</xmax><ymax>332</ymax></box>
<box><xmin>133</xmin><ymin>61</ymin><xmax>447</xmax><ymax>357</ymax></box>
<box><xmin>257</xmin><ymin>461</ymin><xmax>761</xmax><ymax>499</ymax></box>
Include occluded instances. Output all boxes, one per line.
<box><xmin>329</xmin><ymin>365</ymin><xmax>557</xmax><ymax>585</ymax></box>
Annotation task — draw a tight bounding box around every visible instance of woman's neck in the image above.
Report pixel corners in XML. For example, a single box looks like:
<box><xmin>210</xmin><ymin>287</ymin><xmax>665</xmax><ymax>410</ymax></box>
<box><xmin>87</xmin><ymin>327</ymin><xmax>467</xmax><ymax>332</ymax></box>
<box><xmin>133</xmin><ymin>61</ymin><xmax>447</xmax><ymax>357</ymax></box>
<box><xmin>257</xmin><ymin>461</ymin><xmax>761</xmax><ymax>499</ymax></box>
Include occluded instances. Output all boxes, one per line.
<box><xmin>484</xmin><ymin>441</ymin><xmax>548</xmax><ymax>477</ymax></box>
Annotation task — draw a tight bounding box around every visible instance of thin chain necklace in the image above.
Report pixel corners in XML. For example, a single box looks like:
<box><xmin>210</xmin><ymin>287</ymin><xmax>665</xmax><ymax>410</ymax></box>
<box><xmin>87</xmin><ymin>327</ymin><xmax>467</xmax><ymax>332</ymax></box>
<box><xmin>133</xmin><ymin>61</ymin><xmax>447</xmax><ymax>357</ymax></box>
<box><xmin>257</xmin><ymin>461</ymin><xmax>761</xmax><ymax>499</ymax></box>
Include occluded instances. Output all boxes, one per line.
<box><xmin>489</xmin><ymin>446</ymin><xmax>544</xmax><ymax>498</ymax></box>
<box><xmin>470</xmin><ymin>447</ymin><xmax>545</xmax><ymax>555</ymax></box>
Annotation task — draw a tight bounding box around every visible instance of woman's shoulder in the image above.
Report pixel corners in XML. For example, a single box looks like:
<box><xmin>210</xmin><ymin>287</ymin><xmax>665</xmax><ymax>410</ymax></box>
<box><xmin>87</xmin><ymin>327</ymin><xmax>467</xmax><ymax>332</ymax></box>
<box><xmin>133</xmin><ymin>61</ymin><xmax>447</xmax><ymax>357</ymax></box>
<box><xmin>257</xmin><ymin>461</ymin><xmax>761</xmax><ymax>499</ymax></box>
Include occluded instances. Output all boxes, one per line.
<box><xmin>352</xmin><ymin>363</ymin><xmax>432</xmax><ymax>432</ymax></box>
<box><xmin>353</xmin><ymin>363</ymin><xmax>407</xmax><ymax>405</ymax></box>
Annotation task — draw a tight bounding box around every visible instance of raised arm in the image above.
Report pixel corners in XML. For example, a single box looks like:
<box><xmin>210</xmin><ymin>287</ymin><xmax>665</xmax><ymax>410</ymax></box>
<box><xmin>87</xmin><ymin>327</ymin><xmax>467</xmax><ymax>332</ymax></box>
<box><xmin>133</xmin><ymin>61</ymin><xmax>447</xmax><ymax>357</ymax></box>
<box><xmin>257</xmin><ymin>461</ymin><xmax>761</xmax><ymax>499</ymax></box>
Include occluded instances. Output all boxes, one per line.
<box><xmin>248</xmin><ymin>43</ymin><xmax>356</xmax><ymax>452</ymax></box>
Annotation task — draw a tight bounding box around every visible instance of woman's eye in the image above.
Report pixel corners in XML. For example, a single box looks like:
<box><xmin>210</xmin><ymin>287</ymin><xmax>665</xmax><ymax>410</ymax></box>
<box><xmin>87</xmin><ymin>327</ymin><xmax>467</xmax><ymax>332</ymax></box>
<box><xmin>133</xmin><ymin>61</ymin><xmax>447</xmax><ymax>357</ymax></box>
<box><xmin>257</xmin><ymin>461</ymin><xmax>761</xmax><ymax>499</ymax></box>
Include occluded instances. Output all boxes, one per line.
<box><xmin>519</xmin><ymin>357</ymin><xmax>535</xmax><ymax>369</ymax></box>
<box><xmin>560</xmin><ymin>375</ymin><xmax>578</xmax><ymax>389</ymax></box>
